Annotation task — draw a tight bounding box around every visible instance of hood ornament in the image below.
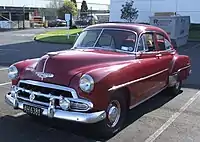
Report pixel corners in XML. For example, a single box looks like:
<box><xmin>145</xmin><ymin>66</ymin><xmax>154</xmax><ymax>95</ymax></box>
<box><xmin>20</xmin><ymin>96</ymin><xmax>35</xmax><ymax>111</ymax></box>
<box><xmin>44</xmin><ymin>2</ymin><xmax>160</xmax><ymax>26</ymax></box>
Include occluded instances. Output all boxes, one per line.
<box><xmin>36</xmin><ymin>72</ymin><xmax>54</xmax><ymax>79</ymax></box>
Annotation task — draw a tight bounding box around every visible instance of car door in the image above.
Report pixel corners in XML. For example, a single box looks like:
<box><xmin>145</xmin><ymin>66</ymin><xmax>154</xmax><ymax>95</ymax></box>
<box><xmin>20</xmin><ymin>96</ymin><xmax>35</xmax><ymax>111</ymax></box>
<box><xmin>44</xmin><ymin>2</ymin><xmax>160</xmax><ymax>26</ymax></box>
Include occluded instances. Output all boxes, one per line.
<box><xmin>154</xmin><ymin>33</ymin><xmax>175</xmax><ymax>87</ymax></box>
<box><xmin>134</xmin><ymin>32</ymin><xmax>168</xmax><ymax>101</ymax></box>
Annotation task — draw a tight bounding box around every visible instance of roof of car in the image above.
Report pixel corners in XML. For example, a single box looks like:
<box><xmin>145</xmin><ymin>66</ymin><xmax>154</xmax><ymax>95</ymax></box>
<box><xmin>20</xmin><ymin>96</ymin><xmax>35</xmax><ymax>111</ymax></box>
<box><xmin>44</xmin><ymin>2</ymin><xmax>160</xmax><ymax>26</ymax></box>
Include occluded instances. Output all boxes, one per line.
<box><xmin>85</xmin><ymin>23</ymin><xmax>167</xmax><ymax>35</ymax></box>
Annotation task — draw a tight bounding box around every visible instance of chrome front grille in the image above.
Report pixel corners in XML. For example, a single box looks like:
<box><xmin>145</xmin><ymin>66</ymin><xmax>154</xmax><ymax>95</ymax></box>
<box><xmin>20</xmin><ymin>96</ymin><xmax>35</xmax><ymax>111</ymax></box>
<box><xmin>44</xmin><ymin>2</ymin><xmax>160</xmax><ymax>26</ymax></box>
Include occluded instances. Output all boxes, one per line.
<box><xmin>16</xmin><ymin>80</ymin><xmax>77</xmax><ymax>107</ymax></box>
<box><xmin>19</xmin><ymin>82</ymin><xmax>72</xmax><ymax>98</ymax></box>
<box><xmin>14</xmin><ymin>80</ymin><xmax>93</xmax><ymax>112</ymax></box>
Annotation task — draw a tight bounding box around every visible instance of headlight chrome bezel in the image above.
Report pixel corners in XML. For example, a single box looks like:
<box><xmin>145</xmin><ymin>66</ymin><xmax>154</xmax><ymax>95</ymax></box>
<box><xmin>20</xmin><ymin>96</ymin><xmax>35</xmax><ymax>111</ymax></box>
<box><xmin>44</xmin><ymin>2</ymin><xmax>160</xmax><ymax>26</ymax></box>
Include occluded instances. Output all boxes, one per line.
<box><xmin>79</xmin><ymin>74</ymin><xmax>94</xmax><ymax>93</ymax></box>
<box><xmin>8</xmin><ymin>65</ymin><xmax>19</xmax><ymax>80</ymax></box>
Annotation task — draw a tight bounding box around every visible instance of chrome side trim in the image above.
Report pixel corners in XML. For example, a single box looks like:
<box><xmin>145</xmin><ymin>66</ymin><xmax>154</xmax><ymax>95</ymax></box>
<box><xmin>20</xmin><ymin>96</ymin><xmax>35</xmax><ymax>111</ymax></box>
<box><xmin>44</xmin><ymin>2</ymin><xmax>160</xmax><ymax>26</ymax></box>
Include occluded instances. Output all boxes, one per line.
<box><xmin>129</xmin><ymin>86</ymin><xmax>167</xmax><ymax>109</ymax></box>
<box><xmin>172</xmin><ymin>65</ymin><xmax>191</xmax><ymax>75</ymax></box>
<box><xmin>169</xmin><ymin>65</ymin><xmax>191</xmax><ymax>87</ymax></box>
<box><xmin>108</xmin><ymin>68</ymin><xmax>169</xmax><ymax>91</ymax></box>
<box><xmin>177</xmin><ymin>65</ymin><xmax>191</xmax><ymax>73</ymax></box>
<box><xmin>5</xmin><ymin>93</ymin><xmax>106</xmax><ymax>124</ymax></box>
<box><xmin>18</xmin><ymin>80</ymin><xmax>78</xmax><ymax>99</ymax></box>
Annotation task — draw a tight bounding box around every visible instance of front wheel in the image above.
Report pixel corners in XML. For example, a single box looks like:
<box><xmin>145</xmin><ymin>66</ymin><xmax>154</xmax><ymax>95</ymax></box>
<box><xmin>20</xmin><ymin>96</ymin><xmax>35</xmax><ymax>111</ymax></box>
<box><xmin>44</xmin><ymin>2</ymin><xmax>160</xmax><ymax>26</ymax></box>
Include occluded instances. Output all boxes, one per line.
<box><xmin>96</xmin><ymin>91</ymin><xmax>128</xmax><ymax>138</ymax></box>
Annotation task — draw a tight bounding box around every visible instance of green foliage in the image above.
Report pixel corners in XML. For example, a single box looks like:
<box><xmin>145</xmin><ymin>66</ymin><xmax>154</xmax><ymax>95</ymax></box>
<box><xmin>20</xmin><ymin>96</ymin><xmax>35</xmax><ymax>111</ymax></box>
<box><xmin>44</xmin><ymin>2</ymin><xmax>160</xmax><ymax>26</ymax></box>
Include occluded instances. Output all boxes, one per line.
<box><xmin>58</xmin><ymin>0</ymin><xmax>78</xmax><ymax>18</ymax></box>
<box><xmin>80</xmin><ymin>0</ymin><xmax>88</xmax><ymax>18</ymax></box>
<box><xmin>35</xmin><ymin>29</ymin><xmax>83</xmax><ymax>44</ymax></box>
<box><xmin>121</xmin><ymin>0</ymin><xmax>139</xmax><ymax>22</ymax></box>
<box><xmin>71</xmin><ymin>0</ymin><xmax>77</xmax><ymax>8</ymax></box>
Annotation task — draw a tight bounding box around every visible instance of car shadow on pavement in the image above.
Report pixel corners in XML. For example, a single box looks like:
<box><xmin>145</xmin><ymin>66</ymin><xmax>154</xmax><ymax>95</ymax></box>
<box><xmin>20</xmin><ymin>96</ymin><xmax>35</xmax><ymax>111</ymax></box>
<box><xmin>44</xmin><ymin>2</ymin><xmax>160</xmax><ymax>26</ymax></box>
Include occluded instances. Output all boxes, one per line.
<box><xmin>0</xmin><ymin>114</ymin><xmax>97</xmax><ymax>142</ymax></box>
<box><xmin>123</xmin><ymin>89</ymin><xmax>181</xmax><ymax>128</ymax></box>
<box><xmin>0</xmin><ymin>88</ymin><xmax>185</xmax><ymax>142</ymax></box>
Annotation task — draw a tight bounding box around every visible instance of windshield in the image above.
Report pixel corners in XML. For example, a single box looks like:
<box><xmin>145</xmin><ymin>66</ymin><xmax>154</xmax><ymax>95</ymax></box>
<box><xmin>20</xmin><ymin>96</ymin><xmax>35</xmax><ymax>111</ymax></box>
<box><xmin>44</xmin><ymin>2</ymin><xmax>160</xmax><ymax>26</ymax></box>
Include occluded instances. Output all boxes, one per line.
<box><xmin>73</xmin><ymin>29</ymin><xmax>137</xmax><ymax>52</ymax></box>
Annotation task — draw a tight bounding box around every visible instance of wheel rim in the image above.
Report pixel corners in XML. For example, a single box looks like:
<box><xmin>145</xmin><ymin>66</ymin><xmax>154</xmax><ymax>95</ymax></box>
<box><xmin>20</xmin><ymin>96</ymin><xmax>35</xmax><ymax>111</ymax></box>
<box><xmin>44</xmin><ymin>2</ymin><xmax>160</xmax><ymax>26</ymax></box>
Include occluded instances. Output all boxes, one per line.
<box><xmin>107</xmin><ymin>100</ymin><xmax>121</xmax><ymax>128</ymax></box>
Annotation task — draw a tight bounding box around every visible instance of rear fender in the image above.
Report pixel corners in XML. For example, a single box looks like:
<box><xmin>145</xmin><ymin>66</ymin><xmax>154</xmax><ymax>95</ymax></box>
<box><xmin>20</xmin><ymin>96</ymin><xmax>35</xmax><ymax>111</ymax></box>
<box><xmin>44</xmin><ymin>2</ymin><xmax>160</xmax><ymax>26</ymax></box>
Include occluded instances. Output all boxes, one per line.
<box><xmin>169</xmin><ymin>54</ymin><xmax>191</xmax><ymax>83</ymax></box>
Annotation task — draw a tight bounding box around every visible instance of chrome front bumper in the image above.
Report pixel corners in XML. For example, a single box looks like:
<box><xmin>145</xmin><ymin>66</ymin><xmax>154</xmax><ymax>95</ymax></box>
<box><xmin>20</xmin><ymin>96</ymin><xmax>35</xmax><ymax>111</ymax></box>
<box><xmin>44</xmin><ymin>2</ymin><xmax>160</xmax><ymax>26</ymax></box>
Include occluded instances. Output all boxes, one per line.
<box><xmin>5</xmin><ymin>92</ymin><xmax>106</xmax><ymax>124</ymax></box>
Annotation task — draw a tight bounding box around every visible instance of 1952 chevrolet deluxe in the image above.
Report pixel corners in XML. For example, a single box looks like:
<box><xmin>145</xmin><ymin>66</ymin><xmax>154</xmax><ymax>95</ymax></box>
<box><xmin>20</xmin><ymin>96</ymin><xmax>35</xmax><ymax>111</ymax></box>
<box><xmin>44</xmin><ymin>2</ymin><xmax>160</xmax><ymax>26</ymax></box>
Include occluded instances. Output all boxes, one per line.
<box><xmin>5</xmin><ymin>23</ymin><xmax>191</xmax><ymax>137</ymax></box>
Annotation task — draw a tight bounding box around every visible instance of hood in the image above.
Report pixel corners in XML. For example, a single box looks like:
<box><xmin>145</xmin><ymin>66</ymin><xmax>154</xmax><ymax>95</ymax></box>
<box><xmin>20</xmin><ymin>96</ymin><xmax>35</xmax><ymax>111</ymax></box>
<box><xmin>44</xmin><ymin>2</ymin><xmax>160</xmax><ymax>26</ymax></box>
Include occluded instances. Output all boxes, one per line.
<box><xmin>21</xmin><ymin>49</ymin><xmax>135</xmax><ymax>86</ymax></box>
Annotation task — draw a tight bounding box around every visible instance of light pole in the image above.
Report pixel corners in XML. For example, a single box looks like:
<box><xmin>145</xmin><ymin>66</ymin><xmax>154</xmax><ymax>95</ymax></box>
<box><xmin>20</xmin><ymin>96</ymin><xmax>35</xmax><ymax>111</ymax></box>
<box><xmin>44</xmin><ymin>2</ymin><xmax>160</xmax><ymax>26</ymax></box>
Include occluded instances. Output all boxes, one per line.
<box><xmin>150</xmin><ymin>0</ymin><xmax>152</xmax><ymax>15</ymax></box>
<box><xmin>175</xmin><ymin>0</ymin><xmax>178</xmax><ymax>15</ymax></box>
<box><xmin>23</xmin><ymin>5</ymin><xmax>25</xmax><ymax>29</ymax></box>
<box><xmin>90</xmin><ymin>7</ymin><xmax>92</xmax><ymax>25</ymax></box>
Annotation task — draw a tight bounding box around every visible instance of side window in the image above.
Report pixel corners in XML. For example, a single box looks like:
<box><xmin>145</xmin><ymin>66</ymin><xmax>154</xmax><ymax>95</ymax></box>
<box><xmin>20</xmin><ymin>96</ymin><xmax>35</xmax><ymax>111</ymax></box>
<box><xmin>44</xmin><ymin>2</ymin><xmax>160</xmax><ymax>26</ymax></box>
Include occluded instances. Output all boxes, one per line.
<box><xmin>156</xmin><ymin>34</ymin><xmax>172</xmax><ymax>51</ymax></box>
<box><xmin>137</xmin><ymin>35</ymin><xmax>145</xmax><ymax>51</ymax></box>
<box><xmin>156</xmin><ymin>34</ymin><xmax>165</xmax><ymax>50</ymax></box>
<box><xmin>164</xmin><ymin>39</ymin><xmax>172</xmax><ymax>50</ymax></box>
<box><xmin>137</xmin><ymin>33</ymin><xmax>156</xmax><ymax>52</ymax></box>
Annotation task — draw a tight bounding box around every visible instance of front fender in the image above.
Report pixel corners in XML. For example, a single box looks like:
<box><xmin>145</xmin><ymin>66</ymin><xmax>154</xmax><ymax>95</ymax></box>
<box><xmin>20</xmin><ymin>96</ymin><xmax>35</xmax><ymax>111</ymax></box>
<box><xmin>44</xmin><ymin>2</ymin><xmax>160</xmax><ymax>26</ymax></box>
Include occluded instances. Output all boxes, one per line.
<box><xmin>68</xmin><ymin>62</ymin><xmax>133</xmax><ymax>111</ymax></box>
<box><xmin>10</xmin><ymin>58</ymin><xmax>39</xmax><ymax>85</ymax></box>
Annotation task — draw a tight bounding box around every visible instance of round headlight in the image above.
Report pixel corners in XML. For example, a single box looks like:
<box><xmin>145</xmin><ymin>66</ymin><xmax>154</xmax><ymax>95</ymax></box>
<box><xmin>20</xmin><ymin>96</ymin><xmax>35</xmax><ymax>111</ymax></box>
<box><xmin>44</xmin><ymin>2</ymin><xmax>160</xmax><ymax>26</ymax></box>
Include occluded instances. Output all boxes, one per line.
<box><xmin>79</xmin><ymin>74</ymin><xmax>94</xmax><ymax>93</ymax></box>
<box><xmin>8</xmin><ymin>65</ymin><xmax>19</xmax><ymax>80</ymax></box>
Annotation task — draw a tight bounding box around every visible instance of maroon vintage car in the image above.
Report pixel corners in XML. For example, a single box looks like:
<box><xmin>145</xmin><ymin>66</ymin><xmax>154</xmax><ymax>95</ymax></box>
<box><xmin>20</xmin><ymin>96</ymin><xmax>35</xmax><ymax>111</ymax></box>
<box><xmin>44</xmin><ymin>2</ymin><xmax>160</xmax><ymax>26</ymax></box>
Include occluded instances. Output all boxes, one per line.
<box><xmin>5</xmin><ymin>23</ymin><xmax>191</xmax><ymax>137</ymax></box>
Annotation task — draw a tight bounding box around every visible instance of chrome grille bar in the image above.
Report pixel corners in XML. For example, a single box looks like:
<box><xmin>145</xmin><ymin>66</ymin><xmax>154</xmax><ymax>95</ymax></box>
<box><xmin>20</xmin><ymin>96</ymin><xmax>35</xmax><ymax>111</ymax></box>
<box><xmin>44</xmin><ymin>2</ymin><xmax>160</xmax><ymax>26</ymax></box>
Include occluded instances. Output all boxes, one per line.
<box><xmin>17</xmin><ymin>96</ymin><xmax>49</xmax><ymax>107</ymax></box>
<box><xmin>18</xmin><ymin>80</ymin><xmax>78</xmax><ymax>98</ymax></box>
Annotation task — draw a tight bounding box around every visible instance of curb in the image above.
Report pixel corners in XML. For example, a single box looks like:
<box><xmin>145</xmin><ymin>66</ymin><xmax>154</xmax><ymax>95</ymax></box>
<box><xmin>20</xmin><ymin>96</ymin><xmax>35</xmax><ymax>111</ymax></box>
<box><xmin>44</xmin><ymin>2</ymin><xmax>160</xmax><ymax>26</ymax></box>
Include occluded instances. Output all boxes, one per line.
<box><xmin>34</xmin><ymin>38</ymin><xmax>73</xmax><ymax>45</ymax></box>
<box><xmin>188</xmin><ymin>39</ymin><xmax>200</xmax><ymax>42</ymax></box>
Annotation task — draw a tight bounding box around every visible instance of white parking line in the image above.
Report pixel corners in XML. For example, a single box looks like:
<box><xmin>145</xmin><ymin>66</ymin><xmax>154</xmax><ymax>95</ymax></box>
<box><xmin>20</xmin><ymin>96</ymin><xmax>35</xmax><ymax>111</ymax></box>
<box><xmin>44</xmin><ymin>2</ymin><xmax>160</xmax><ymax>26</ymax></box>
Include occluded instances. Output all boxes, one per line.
<box><xmin>13</xmin><ymin>112</ymin><xmax>26</xmax><ymax>117</ymax></box>
<box><xmin>145</xmin><ymin>90</ymin><xmax>200</xmax><ymax>142</ymax></box>
<box><xmin>0</xmin><ymin>82</ymin><xmax>11</xmax><ymax>86</ymax></box>
<box><xmin>183</xmin><ymin>43</ymin><xmax>200</xmax><ymax>51</ymax></box>
<box><xmin>0</xmin><ymin>68</ymin><xmax>8</xmax><ymax>71</ymax></box>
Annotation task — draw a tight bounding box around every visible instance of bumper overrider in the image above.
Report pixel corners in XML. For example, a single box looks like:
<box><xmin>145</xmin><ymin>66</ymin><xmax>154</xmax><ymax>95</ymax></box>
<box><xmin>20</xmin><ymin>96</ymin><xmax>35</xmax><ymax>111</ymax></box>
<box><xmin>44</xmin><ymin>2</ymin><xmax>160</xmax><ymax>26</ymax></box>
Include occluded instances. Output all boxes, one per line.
<box><xmin>5</xmin><ymin>82</ymin><xmax>106</xmax><ymax>124</ymax></box>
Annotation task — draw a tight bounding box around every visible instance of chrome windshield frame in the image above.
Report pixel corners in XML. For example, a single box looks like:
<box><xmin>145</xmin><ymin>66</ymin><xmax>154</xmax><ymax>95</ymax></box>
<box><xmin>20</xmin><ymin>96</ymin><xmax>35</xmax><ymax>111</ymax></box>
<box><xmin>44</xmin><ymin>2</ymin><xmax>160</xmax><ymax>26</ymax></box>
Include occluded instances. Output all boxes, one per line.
<box><xmin>72</xmin><ymin>28</ymin><xmax>138</xmax><ymax>54</ymax></box>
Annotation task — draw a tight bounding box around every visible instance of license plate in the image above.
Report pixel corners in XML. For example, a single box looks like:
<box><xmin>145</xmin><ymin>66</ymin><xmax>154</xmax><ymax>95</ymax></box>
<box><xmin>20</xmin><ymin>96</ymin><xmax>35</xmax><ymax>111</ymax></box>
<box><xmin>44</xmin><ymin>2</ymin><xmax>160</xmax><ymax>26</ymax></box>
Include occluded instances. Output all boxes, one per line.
<box><xmin>23</xmin><ymin>104</ymin><xmax>42</xmax><ymax>116</ymax></box>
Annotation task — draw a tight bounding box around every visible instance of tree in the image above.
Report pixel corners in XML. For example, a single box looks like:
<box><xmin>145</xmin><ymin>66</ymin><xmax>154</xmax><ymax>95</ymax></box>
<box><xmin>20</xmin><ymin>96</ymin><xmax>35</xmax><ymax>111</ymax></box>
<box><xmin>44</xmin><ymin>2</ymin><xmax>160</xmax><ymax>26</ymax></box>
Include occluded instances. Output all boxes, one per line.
<box><xmin>80</xmin><ymin>0</ymin><xmax>88</xmax><ymax>18</ymax></box>
<box><xmin>47</xmin><ymin>0</ymin><xmax>63</xmax><ymax>9</ymax></box>
<box><xmin>58</xmin><ymin>0</ymin><xmax>77</xmax><ymax>17</ymax></box>
<box><xmin>45</xmin><ymin>0</ymin><xmax>64</xmax><ymax>19</ymax></box>
<box><xmin>71</xmin><ymin>0</ymin><xmax>77</xmax><ymax>8</ymax></box>
<box><xmin>57</xmin><ymin>0</ymin><xmax>77</xmax><ymax>27</ymax></box>
<box><xmin>120</xmin><ymin>0</ymin><xmax>139</xmax><ymax>22</ymax></box>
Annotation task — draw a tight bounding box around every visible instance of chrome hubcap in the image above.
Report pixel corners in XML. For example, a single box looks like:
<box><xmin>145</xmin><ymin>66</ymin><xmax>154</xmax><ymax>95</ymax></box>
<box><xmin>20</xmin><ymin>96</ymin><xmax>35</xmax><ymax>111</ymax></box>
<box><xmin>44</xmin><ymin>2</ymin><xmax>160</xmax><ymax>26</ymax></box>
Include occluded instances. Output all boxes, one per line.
<box><xmin>175</xmin><ymin>81</ymin><xmax>180</xmax><ymax>90</ymax></box>
<box><xmin>107</xmin><ymin>100</ymin><xmax>121</xmax><ymax>128</ymax></box>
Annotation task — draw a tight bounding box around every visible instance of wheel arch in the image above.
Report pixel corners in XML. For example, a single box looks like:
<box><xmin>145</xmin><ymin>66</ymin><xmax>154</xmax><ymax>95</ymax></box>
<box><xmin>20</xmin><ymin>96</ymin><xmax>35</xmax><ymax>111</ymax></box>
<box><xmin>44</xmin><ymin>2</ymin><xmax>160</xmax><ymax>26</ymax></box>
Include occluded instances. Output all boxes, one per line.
<box><xmin>111</xmin><ymin>87</ymin><xmax>131</xmax><ymax>110</ymax></box>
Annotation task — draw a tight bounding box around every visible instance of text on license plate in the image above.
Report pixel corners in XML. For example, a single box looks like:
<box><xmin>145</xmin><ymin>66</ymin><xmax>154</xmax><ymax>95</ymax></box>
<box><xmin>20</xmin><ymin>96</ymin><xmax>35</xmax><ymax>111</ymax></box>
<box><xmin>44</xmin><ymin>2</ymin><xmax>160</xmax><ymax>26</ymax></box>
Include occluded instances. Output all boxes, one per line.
<box><xmin>23</xmin><ymin>104</ymin><xmax>42</xmax><ymax>116</ymax></box>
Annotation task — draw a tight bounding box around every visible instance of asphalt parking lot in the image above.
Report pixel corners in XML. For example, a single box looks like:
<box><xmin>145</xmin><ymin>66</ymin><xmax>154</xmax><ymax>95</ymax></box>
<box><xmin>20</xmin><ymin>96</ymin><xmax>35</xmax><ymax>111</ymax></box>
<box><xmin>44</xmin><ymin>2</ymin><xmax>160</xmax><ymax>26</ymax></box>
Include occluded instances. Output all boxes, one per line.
<box><xmin>0</xmin><ymin>29</ymin><xmax>200</xmax><ymax>142</ymax></box>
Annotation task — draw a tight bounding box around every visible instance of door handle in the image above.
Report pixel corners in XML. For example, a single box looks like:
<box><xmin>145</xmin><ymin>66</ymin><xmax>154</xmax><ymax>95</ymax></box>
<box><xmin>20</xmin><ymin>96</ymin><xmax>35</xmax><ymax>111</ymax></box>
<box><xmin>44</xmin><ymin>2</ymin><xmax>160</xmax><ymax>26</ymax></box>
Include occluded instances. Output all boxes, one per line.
<box><xmin>156</xmin><ymin>54</ymin><xmax>162</xmax><ymax>58</ymax></box>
